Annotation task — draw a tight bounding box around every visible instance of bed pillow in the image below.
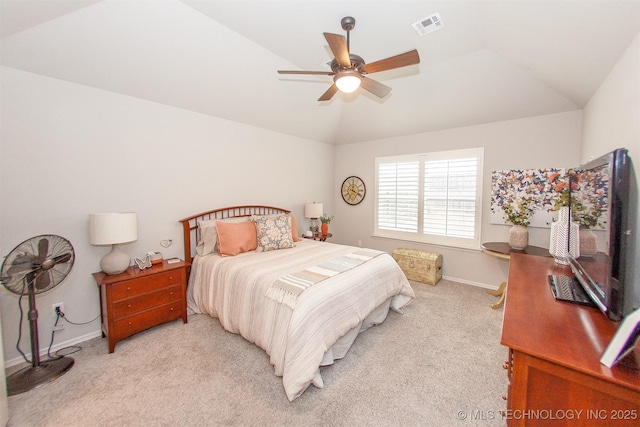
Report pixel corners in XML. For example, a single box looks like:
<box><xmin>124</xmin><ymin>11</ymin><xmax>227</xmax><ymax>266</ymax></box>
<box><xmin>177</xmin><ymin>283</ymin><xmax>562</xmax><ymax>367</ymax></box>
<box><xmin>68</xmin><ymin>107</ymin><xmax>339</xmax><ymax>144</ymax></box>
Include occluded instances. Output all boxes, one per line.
<box><xmin>290</xmin><ymin>215</ymin><xmax>302</xmax><ymax>242</ymax></box>
<box><xmin>215</xmin><ymin>220</ymin><xmax>257</xmax><ymax>256</ymax></box>
<box><xmin>252</xmin><ymin>214</ymin><xmax>295</xmax><ymax>252</ymax></box>
<box><xmin>253</xmin><ymin>214</ymin><xmax>301</xmax><ymax>243</ymax></box>
<box><xmin>196</xmin><ymin>217</ymin><xmax>249</xmax><ymax>256</ymax></box>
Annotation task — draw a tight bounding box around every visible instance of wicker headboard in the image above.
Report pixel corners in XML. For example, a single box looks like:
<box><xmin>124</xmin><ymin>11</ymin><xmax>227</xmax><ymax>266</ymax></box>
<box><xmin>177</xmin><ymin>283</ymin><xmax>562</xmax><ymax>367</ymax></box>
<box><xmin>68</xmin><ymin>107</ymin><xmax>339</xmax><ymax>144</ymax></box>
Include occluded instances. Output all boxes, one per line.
<box><xmin>178</xmin><ymin>205</ymin><xmax>291</xmax><ymax>263</ymax></box>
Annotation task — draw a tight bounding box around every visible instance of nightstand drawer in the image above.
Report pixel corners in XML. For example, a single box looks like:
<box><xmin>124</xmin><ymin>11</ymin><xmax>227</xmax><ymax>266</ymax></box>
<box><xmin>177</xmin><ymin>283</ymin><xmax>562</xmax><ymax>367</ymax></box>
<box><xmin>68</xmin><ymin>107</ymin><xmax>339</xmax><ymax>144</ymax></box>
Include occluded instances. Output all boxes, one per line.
<box><xmin>111</xmin><ymin>270</ymin><xmax>182</xmax><ymax>301</ymax></box>
<box><xmin>112</xmin><ymin>284</ymin><xmax>183</xmax><ymax>318</ymax></box>
<box><xmin>113</xmin><ymin>300</ymin><xmax>184</xmax><ymax>342</ymax></box>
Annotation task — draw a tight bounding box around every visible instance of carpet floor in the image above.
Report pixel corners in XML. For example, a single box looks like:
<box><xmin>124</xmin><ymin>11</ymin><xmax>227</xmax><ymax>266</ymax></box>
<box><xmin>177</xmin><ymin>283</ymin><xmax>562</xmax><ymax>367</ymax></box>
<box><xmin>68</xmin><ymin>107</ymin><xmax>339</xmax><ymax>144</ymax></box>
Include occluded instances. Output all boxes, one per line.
<box><xmin>7</xmin><ymin>280</ymin><xmax>507</xmax><ymax>426</ymax></box>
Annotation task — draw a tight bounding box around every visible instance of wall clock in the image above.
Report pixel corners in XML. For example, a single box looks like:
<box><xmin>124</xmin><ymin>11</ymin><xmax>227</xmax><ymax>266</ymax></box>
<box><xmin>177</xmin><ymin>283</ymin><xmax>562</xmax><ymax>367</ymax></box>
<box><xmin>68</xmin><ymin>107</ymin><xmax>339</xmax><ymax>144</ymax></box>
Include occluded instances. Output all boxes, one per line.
<box><xmin>341</xmin><ymin>176</ymin><xmax>366</xmax><ymax>205</ymax></box>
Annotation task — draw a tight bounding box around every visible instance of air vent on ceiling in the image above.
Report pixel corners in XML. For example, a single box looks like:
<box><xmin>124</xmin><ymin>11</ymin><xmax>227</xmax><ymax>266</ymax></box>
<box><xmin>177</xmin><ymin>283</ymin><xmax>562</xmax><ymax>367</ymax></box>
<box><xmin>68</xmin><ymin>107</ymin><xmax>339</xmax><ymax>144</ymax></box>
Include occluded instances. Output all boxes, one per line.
<box><xmin>412</xmin><ymin>13</ymin><xmax>444</xmax><ymax>36</ymax></box>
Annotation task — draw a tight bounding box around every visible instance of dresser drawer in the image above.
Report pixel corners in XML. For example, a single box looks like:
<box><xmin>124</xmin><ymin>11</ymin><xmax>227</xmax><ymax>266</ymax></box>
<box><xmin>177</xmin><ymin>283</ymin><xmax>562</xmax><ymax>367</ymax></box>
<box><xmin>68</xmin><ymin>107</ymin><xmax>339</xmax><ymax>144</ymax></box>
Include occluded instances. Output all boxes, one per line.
<box><xmin>113</xmin><ymin>300</ymin><xmax>184</xmax><ymax>342</ymax></box>
<box><xmin>111</xmin><ymin>270</ymin><xmax>183</xmax><ymax>301</ymax></box>
<box><xmin>112</xmin><ymin>284</ymin><xmax>183</xmax><ymax>319</ymax></box>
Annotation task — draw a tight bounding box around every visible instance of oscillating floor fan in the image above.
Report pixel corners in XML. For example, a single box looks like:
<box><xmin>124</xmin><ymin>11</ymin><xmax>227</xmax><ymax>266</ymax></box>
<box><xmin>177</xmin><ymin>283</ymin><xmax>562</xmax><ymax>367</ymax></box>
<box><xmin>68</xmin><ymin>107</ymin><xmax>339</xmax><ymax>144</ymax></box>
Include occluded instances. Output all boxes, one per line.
<box><xmin>0</xmin><ymin>235</ymin><xmax>75</xmax><ymax>395</ymax></box>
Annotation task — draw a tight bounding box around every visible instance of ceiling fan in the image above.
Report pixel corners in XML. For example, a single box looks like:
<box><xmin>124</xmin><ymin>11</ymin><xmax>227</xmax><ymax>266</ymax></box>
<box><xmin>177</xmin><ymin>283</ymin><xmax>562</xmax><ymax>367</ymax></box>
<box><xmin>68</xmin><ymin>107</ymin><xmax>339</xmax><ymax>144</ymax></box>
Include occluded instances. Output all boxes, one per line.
<box><xmin>277</xmin><ymin>16</ymin><xmax>420</xmax><ymax>101</ymax></box>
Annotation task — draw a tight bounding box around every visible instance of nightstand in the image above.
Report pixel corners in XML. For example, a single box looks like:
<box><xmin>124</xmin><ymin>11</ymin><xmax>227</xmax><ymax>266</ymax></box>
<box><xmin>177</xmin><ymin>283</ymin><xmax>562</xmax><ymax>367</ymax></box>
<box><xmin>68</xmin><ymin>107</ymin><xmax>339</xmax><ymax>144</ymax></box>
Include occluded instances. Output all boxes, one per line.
<box><xmin>92</xmin><ymin>259</ymin><xmax>189</xmax><ymax>353</ymax></box>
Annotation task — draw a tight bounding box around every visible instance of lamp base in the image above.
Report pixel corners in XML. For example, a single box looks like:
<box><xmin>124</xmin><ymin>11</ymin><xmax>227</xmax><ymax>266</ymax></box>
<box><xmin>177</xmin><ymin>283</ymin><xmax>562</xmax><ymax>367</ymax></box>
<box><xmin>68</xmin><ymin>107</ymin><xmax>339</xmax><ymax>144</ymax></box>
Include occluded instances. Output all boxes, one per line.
<box><xmin>101</xmin><ymin>244</ymin><xmax>131</xmax><ymax>275</ymax></box>
<box><xmin>309</xmin><ymin>219</ymin><xmax>319</xmax><ymax>236</ymax></box>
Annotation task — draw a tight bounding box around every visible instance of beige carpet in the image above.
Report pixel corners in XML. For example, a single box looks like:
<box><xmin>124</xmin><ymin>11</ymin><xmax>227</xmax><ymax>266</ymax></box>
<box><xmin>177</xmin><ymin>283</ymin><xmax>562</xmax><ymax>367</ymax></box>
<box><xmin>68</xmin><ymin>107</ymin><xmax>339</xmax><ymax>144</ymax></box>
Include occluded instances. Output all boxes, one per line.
<box><xmin>7</xmin><ymin>280</ymin><xmax>507</xmax><ymax>426</ymax></box>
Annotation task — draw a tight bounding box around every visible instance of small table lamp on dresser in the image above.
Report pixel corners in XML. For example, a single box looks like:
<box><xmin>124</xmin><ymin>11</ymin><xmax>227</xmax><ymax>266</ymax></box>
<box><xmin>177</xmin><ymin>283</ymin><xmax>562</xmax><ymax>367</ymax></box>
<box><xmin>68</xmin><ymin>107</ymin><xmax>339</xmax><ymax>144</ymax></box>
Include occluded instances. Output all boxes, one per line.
<box><xmin>89</xmin><ymin>212</ymin><xmax>137</xmax><ymax>275</ymax></box>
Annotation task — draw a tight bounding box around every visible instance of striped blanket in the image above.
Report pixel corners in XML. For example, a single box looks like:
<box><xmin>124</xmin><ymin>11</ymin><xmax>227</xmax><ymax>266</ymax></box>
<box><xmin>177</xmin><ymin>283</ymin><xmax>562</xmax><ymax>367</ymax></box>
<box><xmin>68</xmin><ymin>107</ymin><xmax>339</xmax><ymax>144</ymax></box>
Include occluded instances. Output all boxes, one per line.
<box><xmin>266</xmin><ymin>249</ymin><xmax>383</xmax><ymax>309</ymax></box>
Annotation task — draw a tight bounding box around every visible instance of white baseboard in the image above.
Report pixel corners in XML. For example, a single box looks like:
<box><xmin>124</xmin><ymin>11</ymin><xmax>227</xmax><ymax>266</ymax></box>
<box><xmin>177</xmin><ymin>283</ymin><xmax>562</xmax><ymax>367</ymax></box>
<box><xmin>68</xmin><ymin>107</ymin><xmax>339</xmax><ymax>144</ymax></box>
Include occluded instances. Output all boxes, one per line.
<box><xmin>5</xmin><ymin>330</ymin><xmax>103</xmax><ymax>368</ymax></box>
<box><xmin>443</xmin><ymin>275</ymin><xmax>499</xmax><ymax>291</ymax></box>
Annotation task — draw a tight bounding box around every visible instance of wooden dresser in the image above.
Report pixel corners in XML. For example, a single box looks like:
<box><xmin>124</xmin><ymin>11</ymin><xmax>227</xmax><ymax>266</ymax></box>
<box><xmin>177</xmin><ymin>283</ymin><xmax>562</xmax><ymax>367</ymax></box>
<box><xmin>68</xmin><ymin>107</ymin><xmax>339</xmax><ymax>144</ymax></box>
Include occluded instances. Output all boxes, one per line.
<box><xmin>501</xmin><ymin>254</ymin><xmax>640</xmax><ymax>426</ymax></box>
<box><xmin>93</xmin><ymin>260</ymin><xmax>189</xmax><ymax>353</ymax></box>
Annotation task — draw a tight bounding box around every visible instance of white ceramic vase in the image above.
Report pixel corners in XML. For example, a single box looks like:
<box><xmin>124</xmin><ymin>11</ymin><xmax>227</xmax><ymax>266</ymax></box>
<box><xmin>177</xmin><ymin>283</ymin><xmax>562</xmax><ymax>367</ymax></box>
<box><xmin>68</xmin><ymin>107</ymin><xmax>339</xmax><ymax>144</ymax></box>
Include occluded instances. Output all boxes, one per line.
<box><xmin>549</xmin><ymin>207</ymin><xmax>580</xmax><ymax>265</ymax></box>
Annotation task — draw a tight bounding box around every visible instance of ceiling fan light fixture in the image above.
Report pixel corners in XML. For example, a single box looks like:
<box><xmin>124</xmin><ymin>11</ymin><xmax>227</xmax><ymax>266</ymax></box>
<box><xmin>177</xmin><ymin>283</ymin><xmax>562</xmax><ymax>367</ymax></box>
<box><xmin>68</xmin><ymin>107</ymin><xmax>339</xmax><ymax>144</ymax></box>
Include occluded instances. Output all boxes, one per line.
<box><xmin>334</xmin><ymin>71</ymin><xmax>362</xmax><ymax>93</ymax></box>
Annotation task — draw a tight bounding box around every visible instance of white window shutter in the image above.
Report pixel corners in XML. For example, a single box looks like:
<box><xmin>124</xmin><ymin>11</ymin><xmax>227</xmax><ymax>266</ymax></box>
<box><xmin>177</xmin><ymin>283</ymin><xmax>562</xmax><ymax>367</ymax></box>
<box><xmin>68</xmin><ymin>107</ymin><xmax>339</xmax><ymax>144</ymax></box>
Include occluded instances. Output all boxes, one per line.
<box><xmin>375</xmin><ymin>148</ymin><xmax>483</xmax><ymax>250</ymax></box>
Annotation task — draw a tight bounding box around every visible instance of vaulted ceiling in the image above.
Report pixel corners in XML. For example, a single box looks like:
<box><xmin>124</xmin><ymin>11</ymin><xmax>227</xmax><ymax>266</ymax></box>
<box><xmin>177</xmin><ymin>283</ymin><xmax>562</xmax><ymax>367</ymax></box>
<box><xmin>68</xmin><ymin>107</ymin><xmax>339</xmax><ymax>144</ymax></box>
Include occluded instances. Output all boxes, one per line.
<box><xmin>2</xmin><ymin>0</ymin><xmax>639</xmax><ymax>145</ymax></box>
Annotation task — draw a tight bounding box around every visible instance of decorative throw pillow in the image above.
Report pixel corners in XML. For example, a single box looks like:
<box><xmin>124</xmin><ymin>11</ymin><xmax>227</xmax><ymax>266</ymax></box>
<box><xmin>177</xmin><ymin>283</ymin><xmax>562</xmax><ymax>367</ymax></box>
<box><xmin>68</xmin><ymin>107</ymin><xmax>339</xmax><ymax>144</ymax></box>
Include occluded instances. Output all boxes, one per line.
<box><xmin>290</xmin><ymin>215</ymin><xmax>302</xmax><ymax>242</ymax></box>
<box><xmin>196</xmin><ymin>217</ymin><xmax>249</xmax><ymax>256</ymax></box>
<box><xmin>215</xmin><ymin>220</ymin><xmax>257</xmax><ymax>256</ymax></box>
<box><xmin>252</xmin><ymin>214</ymin><xmax>295</xmax><ymax>252</ymax></box>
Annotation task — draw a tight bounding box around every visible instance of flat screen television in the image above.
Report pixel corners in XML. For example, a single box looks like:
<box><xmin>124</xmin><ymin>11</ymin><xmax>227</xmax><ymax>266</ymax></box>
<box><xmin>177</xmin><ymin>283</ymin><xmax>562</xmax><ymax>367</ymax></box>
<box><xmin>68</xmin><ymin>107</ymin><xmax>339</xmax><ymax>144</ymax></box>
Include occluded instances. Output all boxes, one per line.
<box><xmin>566</xmin><ymin>148</ymin><xmax>632</xmax><ymax>322</ymax></box>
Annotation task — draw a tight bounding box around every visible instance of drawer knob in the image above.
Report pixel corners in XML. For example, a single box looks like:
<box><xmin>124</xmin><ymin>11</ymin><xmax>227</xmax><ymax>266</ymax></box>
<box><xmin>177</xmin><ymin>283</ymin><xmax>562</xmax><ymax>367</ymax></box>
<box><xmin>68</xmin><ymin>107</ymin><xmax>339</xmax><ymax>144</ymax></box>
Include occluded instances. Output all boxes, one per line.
<box><xmin>127</xmin><ymin>287</ymin><xmax>131</xmax><ymax>291</ymax></box>
<box><xmin>127</xmin><ymin>304</ymin><xmax>132</xmax><ymax>308</ymax></box>
<box><xmin>169</xmin><ymin>276</ymin><xmax>173</xmax><ymax>280</ymax></box>
<box><xmin>128</xmin><ymin>321</ymin><xmax>132</xmax><ymax>325</ymax></box>
<box><xmin>502</xmin><ymin>362</ymin><xmax>508</xmax><ymax>370</ymax></box>
<box><xmin>170</xmin><ymin>308</ymin><xmax>174</xmax><ymax>311</ymax></box>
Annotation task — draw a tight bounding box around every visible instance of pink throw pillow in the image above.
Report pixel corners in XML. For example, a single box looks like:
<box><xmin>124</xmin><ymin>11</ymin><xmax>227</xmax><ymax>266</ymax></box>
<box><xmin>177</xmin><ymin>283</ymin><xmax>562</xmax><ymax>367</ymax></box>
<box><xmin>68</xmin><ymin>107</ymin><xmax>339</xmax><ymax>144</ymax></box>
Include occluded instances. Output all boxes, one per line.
<box><xmin>215</xmin><ymin>220</ymin><xmax>257</xmax><ymax>256</ymax></box>
<box><xmin>291</xmin><ymin>215</ymin><xmax>301</xmax><ymax>242</ymax></box>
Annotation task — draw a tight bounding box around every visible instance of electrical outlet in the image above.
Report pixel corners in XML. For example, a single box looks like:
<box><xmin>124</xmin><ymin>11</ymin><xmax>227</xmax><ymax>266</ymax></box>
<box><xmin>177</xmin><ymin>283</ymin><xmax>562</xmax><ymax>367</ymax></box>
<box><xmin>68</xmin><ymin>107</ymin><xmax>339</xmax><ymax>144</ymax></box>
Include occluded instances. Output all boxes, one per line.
<box><xmin>52</xmin><ymin>302</ymin><xmax>64</xmax><ymax>318</ymax></box>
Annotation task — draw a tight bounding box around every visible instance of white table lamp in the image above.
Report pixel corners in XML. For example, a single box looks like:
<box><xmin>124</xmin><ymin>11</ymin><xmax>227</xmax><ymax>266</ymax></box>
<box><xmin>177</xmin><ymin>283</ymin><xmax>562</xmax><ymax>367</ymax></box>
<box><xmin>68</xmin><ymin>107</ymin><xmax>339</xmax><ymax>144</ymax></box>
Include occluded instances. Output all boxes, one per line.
<box><xmin>304</xmin><ymin>202</ymin><xmax>323</xmax><ymax>235</ymax></box>
<box><xmin>89</xmin><ymin>212</ymin><xmax>138</xmax><ymax>275</ymax></box>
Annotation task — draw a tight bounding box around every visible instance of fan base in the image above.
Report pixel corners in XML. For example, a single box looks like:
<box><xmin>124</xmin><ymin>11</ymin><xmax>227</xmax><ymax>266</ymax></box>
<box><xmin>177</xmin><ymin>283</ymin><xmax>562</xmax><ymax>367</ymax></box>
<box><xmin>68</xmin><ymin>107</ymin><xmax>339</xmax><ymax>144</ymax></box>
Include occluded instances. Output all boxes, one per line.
<box><xmin>6</xmin><ymin>356</ymin><xmax>74</xmax><ymax>396</ymax></box>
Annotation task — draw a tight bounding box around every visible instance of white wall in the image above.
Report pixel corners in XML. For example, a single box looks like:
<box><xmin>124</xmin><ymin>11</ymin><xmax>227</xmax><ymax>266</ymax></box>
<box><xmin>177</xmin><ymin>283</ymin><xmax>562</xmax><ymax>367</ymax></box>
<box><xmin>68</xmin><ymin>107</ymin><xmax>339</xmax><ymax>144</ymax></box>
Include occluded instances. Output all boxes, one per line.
<box><xmin>582</xmin><ymin>33</ymin><xmax>640</xmax><ymax>164</ymax></box>
<box><xmin>332</xmin><ymin>111</ymin><xmax>583</xmax><ymax>288</ymax></box>
<box><xmin>0</xmin><ymin>67</ymin><xmax>334</xmax><ymax>364</ymax></box>
<box><xmin>582</xmin><ymin>32</ymin><xmax>640</xmax><ymax>313</ymax></box>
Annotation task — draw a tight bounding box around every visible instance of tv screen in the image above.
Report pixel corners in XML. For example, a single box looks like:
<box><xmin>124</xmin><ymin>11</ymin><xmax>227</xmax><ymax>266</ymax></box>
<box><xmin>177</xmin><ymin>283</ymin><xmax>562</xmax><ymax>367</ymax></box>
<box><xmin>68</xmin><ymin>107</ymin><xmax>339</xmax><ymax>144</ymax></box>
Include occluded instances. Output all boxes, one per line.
<box><xmin>568</xmin><ymin>148</ymin><xmax>631</xmax><ymax>322</ymax></box>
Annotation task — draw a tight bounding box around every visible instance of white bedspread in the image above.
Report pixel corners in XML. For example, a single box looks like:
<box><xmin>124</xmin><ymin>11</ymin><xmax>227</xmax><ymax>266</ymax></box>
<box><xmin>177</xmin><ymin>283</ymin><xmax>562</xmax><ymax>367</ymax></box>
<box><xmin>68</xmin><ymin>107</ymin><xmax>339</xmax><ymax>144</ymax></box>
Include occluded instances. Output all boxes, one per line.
<box><xmin>188</xmin><ymin>239</ymin><xmax>415</xmax><ymax>401</ymax></box>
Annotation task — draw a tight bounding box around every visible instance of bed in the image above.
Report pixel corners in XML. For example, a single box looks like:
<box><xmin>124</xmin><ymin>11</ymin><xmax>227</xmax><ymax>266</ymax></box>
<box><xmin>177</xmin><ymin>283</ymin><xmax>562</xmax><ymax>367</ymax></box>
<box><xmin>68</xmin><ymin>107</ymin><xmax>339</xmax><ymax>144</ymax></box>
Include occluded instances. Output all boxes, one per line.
<box><xmin>179</xmin><ymin>206</ymin><xmax>415</xmax><ymax>401</ymax></box>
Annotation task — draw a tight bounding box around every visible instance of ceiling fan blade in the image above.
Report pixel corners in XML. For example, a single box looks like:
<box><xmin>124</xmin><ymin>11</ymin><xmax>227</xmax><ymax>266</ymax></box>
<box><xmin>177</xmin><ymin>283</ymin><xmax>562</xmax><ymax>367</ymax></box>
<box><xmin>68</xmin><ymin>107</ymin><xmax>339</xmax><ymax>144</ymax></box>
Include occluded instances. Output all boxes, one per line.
<box><xmin>362</xmin><ymin>49</ymin><xmax>420</xmax><ymax>74</ymax></box>
<box><xmin>318</xmin><ymin>84</ymin><xmax>339</xmax><ymax>101</ymax></box>
<box><xmin>323</xmin><ymin>33</ymin><xmax>351</xmax><ymax>68</ymax></box>
<box><xmin>360</xmin><ymin>77</ymin><xmax>392</xmax><ymax>98</ymax></box>
<box><xmin>278</xmin><ymin>70</ymin><xmax>334</xmax><ymax>76</ymax></box>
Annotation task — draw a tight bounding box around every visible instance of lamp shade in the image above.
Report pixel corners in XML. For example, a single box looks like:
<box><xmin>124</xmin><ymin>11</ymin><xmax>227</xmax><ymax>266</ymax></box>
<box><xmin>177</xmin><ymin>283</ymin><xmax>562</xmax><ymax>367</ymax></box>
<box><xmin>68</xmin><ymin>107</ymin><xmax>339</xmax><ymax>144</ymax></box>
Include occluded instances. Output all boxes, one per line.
<box><xmin>89</xmin><ymin>212</ymin><xmax>138</xmax><ymax>245</ymax></box>
<box><xmin>304</xmin><ymin>203</ymin><xmax>323</xmax><ymax>219</ymax></box>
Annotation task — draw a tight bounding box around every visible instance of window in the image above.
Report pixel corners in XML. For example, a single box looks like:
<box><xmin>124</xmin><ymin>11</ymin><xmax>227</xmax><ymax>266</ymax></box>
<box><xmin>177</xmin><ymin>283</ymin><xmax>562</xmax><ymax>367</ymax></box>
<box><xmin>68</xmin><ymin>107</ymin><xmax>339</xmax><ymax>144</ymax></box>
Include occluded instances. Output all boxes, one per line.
<box><xmin>375</xmin><ymin>148</ymin><xmax>484</xmax><ymax>250</ymax></box>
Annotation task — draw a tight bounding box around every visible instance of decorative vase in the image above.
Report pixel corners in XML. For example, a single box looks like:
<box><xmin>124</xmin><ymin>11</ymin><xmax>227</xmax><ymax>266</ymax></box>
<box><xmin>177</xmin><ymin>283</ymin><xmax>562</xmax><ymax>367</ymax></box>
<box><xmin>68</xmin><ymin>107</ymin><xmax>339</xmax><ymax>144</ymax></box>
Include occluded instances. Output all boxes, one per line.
<box><xmin>509</xmin><ymin>225</ymin><xmax>528</xmax><ymax>250</ymax></box>
<box><xmin>549</xmin><ymin>207</ymin><xmax>580</xmax><ymax>265</ymax></box>
<box><xmin>579</xmin><ymin>227</ymin><xmax>598</xmax><ymax>257</ymax></box>
<box><xmin>321</xmin><ymin>223</ymin><xmax>329</xmax><ymax>235</ymax></box>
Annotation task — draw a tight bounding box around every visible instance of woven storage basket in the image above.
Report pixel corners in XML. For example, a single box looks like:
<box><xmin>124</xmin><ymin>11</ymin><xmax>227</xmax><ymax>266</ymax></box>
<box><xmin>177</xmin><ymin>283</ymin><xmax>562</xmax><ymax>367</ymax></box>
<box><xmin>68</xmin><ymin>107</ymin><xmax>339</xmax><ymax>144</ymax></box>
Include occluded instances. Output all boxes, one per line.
<box><xmin>392</xmin><ymin>248</ymin><xmax>442</xmax><ymax>286</ymax></box>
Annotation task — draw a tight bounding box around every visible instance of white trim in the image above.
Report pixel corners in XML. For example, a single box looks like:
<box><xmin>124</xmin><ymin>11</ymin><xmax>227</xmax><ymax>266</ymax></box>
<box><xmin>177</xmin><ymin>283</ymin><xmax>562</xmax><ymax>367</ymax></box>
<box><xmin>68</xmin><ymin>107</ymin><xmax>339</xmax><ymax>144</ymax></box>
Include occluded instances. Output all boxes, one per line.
<box><xmin>4</xmin><ymin>330</ymin><xmax>103</xmax><ymax>368</ymax></box>
<box><xmin>442</xmin><ymin>275</ymin><xmax>499</xmax><ymax>291</ymax></box>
